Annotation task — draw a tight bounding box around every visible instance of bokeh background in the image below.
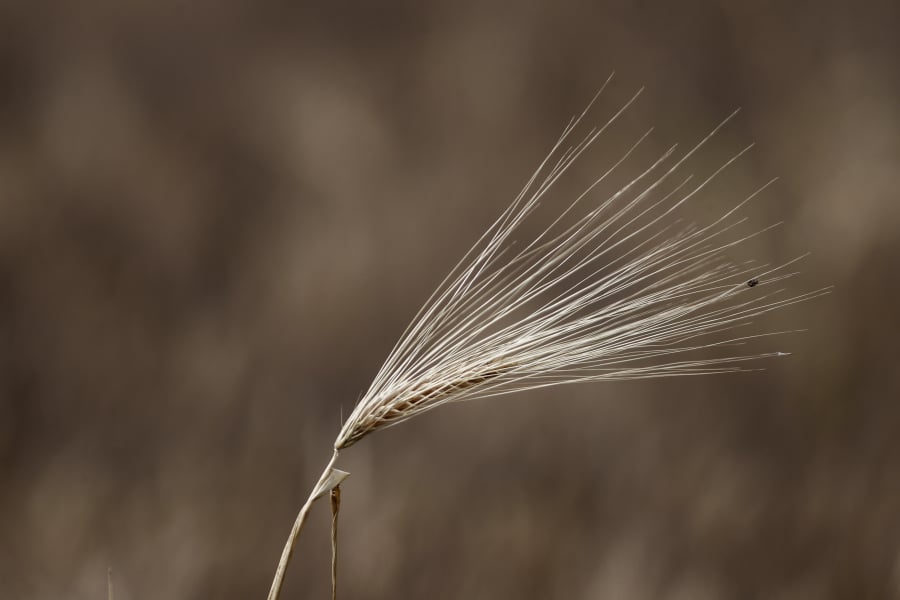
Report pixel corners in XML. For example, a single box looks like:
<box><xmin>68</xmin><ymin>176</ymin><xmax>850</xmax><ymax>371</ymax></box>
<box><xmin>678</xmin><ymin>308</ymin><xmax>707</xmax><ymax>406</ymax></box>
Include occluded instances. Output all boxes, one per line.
<box><xmin>1</xmin><ymin>0</ymin><xmax>899</xmax><ymax>598</ymax></box>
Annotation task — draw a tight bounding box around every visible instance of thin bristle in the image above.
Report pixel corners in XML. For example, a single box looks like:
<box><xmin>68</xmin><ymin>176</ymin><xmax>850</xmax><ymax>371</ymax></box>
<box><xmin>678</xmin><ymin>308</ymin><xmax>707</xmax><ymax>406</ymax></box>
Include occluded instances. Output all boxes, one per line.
<box><xmin>334</xmin><ymin>85</ymin><xmax>826</xmax><ymax>450</ymax></box>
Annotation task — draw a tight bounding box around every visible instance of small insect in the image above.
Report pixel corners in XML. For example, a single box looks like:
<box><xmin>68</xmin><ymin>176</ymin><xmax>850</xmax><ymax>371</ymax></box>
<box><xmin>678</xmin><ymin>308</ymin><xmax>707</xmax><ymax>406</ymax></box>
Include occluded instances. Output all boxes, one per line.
<box><xmin>747</xmin><ymin>278</ymin><xmax>759</xmax><ymax>288</ymax></box>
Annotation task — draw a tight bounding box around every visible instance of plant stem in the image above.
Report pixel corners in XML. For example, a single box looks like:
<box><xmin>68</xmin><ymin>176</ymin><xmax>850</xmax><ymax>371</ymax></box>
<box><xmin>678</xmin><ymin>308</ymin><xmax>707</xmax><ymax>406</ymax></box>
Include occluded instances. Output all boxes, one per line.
<box><xmin>267</xmin><ymin>449</ymin><xmax>341</xmax><ymax>600</ymax></box>
<box><xmin>330</xmin><ymin>486</ymin><xmax>341</xmax><ymax>600</ymax></box>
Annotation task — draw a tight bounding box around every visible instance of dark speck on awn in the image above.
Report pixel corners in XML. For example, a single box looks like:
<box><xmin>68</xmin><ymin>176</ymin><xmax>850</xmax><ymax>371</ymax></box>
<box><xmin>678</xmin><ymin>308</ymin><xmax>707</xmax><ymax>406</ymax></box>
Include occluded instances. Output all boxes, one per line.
<box><xmin>747</xmin><ymin>278</ymin><xmax>759</xmax><ymax>287</ymax></box>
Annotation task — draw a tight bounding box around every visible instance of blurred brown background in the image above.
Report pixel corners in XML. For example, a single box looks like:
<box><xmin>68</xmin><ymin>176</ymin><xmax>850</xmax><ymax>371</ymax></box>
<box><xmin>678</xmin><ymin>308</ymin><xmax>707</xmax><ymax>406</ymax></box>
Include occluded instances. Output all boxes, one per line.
<box><xmin>1</xmin><ymin>0</ymin><xmax>898</xmax><ymax>598</ymax></box>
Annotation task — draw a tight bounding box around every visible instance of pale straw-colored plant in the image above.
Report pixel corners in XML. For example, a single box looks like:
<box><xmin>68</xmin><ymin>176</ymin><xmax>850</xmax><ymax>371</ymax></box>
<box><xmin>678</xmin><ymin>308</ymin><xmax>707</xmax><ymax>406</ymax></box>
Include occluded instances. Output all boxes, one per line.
<box><xmin>267</xmin><ymin>77</ymin><xmax>829</xmax><ymax>599</ymax></box>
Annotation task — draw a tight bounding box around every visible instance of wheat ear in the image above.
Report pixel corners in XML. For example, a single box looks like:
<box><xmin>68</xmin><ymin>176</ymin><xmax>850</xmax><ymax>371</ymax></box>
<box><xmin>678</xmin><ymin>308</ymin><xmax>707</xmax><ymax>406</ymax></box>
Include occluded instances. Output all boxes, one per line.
<box><xmin>267</xmin><ymin>77</ymin><xmax>829</xmax><ymax>599</ymax></box>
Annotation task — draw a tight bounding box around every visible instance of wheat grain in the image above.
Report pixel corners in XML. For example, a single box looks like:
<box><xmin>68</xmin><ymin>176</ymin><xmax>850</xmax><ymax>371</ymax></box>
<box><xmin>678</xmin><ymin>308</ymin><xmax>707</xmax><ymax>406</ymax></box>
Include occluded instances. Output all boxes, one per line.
<box><xmin>267</xmin><ymin>77</ymin><xmax>829</xmax><ymax>599</ymax></box>
<box><xmin>334</xmin><ymin>82</ymin><xmax>826</xmax><ymax>449</ymax></box>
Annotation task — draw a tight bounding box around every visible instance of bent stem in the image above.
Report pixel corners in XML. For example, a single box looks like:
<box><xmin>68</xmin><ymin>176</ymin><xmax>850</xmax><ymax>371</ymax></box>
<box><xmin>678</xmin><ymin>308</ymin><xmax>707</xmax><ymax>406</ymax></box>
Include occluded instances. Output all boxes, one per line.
<box><xmin>268</xmin><ymin>449</ymin><xmax>341</xmax><ymax>600</ymax></box>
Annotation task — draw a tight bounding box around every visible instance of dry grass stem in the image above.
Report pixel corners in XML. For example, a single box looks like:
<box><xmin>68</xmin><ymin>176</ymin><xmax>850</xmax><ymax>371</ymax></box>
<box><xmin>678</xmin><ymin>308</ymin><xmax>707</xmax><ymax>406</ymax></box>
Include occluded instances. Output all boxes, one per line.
<box><xmin>267</xmin><ymin>450</ymin><xmax>340</xmax><ymax>600</ymax></box>
<box><xmin>268</xmin><ymin>76</ymin><xmax>829</xmax><ymax>598</ymax></box>
<box><xmin>330</xmin><ymin>487</ymin><xmax>341</xmax><ymax>600</ymax></box>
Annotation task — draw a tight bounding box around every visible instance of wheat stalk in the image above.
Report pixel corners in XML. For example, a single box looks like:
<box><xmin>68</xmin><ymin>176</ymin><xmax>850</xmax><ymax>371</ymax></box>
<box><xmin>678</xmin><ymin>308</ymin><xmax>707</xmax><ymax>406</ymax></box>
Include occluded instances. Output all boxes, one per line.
<box><xmin>267</xmin><ymin>77</ymin><xmax>829</xmax><ymax>599</ymax></box>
